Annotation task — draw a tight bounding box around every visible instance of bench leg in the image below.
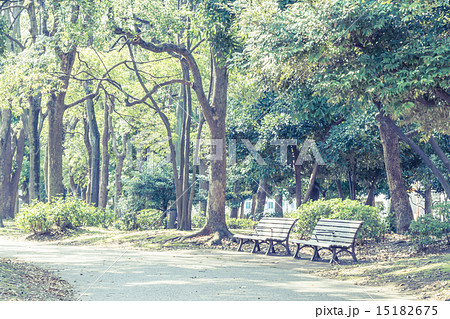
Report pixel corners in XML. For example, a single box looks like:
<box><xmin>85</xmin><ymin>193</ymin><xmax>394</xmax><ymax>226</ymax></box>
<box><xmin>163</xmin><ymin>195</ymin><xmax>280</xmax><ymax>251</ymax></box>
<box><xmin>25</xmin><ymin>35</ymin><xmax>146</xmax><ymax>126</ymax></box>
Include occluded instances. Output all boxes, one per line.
<box><xmin>330</xmin><ymin>247</ymin><xmax>339</xmax><ymax>264</ymax></box>
<box><xmin>251</xmin><ymin>240</ymin><xmax>261</xmax><ymax>253</ymax></box>
<box><xmin>237</xmin><ymin>239</ymin><xmax>244</xmax><ymax>252</ymax></box>
<box><xmin>284</xmin><ymin>241</ymin><xmax>291</xmax><ymax>256</ymax></box>
<box><xmin>293</xmin><ymin>243</ymin><xmax>301</xmax><ymax>259</ymax></box>
<box><xmin>350</xmin><ymin>247</ymin><xmax>358</xmax><ymax>263</ymax></box>
<box><xmin>266</xmin><ymin>241</ymin><xmax>275</xmax><ymax>256</ymax></box>
<box><xmin>311</xmin><ymin>247</ymin><xmax>321</xmax><ymax>261</ymax></box>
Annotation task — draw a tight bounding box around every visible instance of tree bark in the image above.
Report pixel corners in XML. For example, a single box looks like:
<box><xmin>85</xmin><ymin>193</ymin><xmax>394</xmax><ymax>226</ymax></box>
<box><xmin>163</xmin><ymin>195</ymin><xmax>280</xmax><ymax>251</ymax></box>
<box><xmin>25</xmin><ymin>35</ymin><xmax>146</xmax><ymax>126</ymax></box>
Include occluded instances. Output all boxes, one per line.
<box><xmin>365</xmin><ymin>172</ymin><xmax>379</xmax><ymax>206</ymax></box>
<box><xmin>27</xmin><ymin>94</ymin><xmax>42</xmax><ymax>201</ymax></box>
<box><xmin>303</xmin><ymin>163</ymin><xmax>319</xmax><ymax>203</ymax></box>
<box><xmin>292</xmin><ymin>145</ymin><xmax>302</xmax><ymax>208</ymax></box>
<box><xmin>99</xmin><ymin>101</ymin><xmax>110</xmax><ymax>209</ymax></box>
<box><xmin>83</xmin><ymin>117</ymin><xmax>92</xmax><ymax>203</ymax></box>
<box><xmin>424</xmin><ymin>186</ymin><xmax>432</xmax><ymax>215</ymax></box>
<box><xmin>84</xmin><ymin>82</ymin><xmax>100</xmax><ymax>206</ymax></box>
<box><xmin>0</xmin><ymin>109</ymin><xmax>25</xmax><ymax>225</ymax></box>
<box><xmin>275</xmin><ymin>191</ymin><xmax>283</xmax><ymax>217</ymax></box>
<box><xmin>254</xmin><ymin>177</ymin><xmax>268</xmax><ymax>219</ymax></box>
<box><xmin>376</xmin><ymin>112</ymin><xmax>414</xmax><ymax>233</ymax></box>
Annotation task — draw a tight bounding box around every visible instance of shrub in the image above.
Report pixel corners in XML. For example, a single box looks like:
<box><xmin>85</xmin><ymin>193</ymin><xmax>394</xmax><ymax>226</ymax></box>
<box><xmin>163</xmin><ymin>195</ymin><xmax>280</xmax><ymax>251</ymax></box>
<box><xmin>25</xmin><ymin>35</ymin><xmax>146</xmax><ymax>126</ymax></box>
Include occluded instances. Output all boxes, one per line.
<box><xmin>191</xmin><ymin>215</ymin><xmax>206</xmax><ymax>229</ymax></box>
<box><xmin>288</xmin><ymin>198</ymin><xmax>386</xmax><ymax>241</ymax></box>
<box><xmin>119</xmin><ymin>209</ymin><xmax>165</xmax><ymax>231</ymax></box>
<box><xmin>16</xmin><ymin>197</ymin><xmax>115</xmax><ymax>234</ymax></box>
<box><xmin>226</xmin><ymin>217</ymin><xmax>257</xmax><ymax>229</ymax></box>
<box><xmin>16</xmin><ymin>201</ymin><xmax>52</xmax><ymax>234</ymax></box>
<box><xmin>408</xmin><ymin>202</ymin><xmax>450</xmax><ymax>249</ymax></box>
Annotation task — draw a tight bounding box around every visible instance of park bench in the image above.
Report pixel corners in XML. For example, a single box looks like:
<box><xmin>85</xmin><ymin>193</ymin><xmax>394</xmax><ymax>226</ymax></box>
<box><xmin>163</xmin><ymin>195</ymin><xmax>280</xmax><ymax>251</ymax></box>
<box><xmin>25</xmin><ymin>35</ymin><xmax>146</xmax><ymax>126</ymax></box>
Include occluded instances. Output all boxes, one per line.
<box><xmin>234</xmin><ymin>217</ymin><xmax>297</xmax><ymax>256</ymax></box>
<box><xmin>291</xmin><ymin>219</ymin><xmax>363</xmax><ymax>263</ymax></box>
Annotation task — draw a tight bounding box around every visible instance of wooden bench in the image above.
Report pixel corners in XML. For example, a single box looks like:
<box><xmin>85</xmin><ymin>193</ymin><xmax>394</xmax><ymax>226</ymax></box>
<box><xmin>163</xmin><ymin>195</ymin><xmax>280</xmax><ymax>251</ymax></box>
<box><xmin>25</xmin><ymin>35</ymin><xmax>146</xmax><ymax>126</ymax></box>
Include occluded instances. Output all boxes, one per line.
<box><xmin>291</xmin><ymin>219</ymin><xmax>363</xmax><ymax>263</ymax></box>
<box><xmin>234</xmin><ymin>217</ymin><xmax>297</xmax><ymax>256</ymax></box>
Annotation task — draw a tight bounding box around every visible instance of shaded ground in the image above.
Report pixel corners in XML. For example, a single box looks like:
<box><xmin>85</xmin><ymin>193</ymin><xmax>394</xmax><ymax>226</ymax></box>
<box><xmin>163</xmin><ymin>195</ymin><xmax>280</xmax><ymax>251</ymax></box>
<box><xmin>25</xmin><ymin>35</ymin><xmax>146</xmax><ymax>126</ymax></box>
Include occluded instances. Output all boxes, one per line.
<box><xmin>0</xmin><ymin>258</ymin><xmax>74</xmax><ymax>301</ymax></box>
<box><xmin>0</xmin><ymin>220</ymin><xmax>448</xmax><ymax>300</ymax></box>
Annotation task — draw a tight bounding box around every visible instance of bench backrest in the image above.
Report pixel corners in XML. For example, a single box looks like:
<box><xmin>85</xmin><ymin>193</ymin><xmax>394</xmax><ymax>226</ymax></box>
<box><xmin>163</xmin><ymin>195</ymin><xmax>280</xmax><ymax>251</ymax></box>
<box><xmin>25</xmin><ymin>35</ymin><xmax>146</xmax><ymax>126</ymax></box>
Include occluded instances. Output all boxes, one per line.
<box><xmin>255</xmin><ymin>217</ymin><xmax>297</xmax><ymax>240</ymax></box>
<box><xmin>312</xmin><ymin>219</ymin><xmax>363</xmax><ymax>246</ymax></box>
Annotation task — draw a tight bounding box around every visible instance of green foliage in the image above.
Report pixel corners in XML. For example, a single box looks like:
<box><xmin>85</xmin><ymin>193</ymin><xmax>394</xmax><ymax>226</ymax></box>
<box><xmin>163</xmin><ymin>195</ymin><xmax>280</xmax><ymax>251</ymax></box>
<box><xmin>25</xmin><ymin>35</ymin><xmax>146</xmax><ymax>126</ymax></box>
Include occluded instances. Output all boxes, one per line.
<box><xmin>408</xmin><ymin>202</ymin><xmax>450</xmax><ymax>249</ymax></box>
<box><xmin>118</xmin><ymin>209</ymin><xmax>165</xmax><ymax>231</ymax></box>
<box><xmin>16</xmin><ymin>197</ymin><xmax>114</xmax><ymax>234</ymax></box>
<box><xmin>120</xmin><ymin>166</ymin><xmax>176</xmax><ymax>214</ymax></box>
<box><xmin>288</xmin><ymin>198</ymin><xmax>386</xmax><ymax>241</ymax></box>
<box><xmin>226</xmin><ymin>217</ymin><xmax>257</xmax><ymax>229</ymax></box>
<box><xmin>191</xmin><ymin>214</ymin><xmax>207</xmax><ymax>229</ymax></box>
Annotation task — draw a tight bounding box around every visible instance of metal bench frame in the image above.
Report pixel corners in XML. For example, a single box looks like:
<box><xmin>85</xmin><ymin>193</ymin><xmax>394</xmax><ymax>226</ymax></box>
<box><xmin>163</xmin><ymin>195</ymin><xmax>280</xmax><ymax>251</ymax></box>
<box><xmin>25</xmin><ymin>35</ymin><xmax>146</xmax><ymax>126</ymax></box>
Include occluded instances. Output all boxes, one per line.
<box><xmin>291</xmin><ymin>219</ymin><xmax>363</xmax><ymax>263</ymax></box>
<box><xmin>234</xmin><ymin>217</ymin><xmax>297</xmax><ymax>256</ymax></box>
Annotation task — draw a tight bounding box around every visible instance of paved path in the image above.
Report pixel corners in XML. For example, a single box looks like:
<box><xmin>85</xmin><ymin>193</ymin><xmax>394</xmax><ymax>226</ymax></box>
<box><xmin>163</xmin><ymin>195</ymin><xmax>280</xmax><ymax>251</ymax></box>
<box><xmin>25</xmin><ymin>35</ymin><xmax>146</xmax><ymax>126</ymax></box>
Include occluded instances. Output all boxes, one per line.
<box><xmin>0</xmin><ymin>237</ymin><xmax>415</xmax><ymax>301</ymax></box>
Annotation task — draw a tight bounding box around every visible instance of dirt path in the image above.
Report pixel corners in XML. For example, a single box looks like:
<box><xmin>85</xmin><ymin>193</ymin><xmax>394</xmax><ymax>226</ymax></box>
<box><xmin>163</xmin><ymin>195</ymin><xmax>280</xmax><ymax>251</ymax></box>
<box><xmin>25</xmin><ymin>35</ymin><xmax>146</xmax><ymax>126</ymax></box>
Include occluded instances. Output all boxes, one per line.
<box><xmin>0</xmin><ymin>237</ymin><xmax>417</xmax><ymax>301</ymax></box>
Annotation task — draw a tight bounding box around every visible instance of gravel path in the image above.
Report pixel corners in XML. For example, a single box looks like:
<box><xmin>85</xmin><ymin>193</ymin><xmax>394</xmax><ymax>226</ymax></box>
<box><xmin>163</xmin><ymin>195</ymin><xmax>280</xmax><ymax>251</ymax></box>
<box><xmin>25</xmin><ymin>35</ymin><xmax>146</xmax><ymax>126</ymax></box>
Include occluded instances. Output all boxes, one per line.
<box><xmin>0</xmin><ymin>237</ymin><xmax>415</xmax><ymax>301</ymax></box>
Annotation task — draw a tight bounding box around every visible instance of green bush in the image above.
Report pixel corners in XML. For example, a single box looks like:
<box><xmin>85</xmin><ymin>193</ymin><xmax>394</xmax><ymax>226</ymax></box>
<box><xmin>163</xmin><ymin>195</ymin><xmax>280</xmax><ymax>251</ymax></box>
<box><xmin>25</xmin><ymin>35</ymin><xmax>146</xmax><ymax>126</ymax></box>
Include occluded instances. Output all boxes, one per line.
<box><xmin>288</xmin><ymin>198</ymin><xmax>386</xmax><ymax>242</ymax></box>
<box><xmin>119</xmin><ymin>209</ymin><xmax>165</xmax><ymax>231</ymax></box>
<box><xmin>226</xmin><ymin>217</ymin><xmax>257</xmax><ymax>229</ymax></box>
<box><xmin>408</xmin><ymin>202</ymin><xmax>450</xmax><ymax>249</ymax></box>
<box><xmin>16</xmin><ymin>197</ymin><xmax>115</xmax><ymax>234</ymax></box>
<box><xmin>16</xmin><ymin>201</ymin><xmax>52</xmax><ymax>234</ymax></box>
<box><xmin>191</xmin><ymin>214</ymin><xmax>206</xmax><ymax>229</ymax></box>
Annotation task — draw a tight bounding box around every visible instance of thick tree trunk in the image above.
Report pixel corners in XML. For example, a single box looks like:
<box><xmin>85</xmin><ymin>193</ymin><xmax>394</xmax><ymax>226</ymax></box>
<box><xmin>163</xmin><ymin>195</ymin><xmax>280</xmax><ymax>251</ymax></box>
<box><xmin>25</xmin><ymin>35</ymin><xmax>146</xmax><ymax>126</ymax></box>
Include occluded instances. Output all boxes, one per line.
<box><xmin>254</xmin><ymin>177</ymin><xmax>268</xmax><ymax>219</ymax></box>
<box><xmin>292</xmin><ymin>145</ymin><xmax>302</xmax><ymax>208</ymax></box>
<box><xmin>47</xmin><ymin>48</ymin><xmax>77</xmax><ymax>200</ymax></box>
<box><xmin>376</xmin><ymin>112</ymin><xmax>414</xmax><ymax>233</ymax></box>
<box><xmin>99</xmin><ymin>102</ymin><xmax>110</xmax><ymax>209</ymax></box>
<box><xmin>239</xmin><ymin>201</ymin><xmax>245</xmax><ymax>219</ymax></box>
<box><xmin>84</xmin><ymin>82</ymin><xmax>100</xmax><ymax>207</ymax></box>
<box><xmin>47</xmin><ymin>94</ymin><xmax>66</xmax><ymax>199</ymax></box>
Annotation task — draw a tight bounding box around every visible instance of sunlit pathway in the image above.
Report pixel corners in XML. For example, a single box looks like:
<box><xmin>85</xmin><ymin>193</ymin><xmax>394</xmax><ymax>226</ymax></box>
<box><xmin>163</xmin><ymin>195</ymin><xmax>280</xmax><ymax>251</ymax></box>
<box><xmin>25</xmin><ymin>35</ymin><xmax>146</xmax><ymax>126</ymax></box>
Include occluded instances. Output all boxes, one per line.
<box><xmin>0</xmin><ymin>237</ymin><xmax>415</xmax><ymax>301</ymax></box>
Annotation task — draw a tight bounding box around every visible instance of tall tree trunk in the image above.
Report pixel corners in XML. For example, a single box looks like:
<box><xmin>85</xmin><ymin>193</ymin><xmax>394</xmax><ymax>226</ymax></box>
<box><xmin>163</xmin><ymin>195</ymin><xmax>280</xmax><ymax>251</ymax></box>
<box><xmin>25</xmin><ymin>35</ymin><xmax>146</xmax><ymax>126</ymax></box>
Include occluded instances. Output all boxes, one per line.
<box><xmin>0</xmin><ymin>110</ymin><xmax>25</xmax><ymax>225</ymax></box>
<box><xmin>109</xmin><ymin>107</ymin><xmax>127</xmax><ymax>215</ymax></box>
<box><xmin>275</xmin><ymin>191</ymin><xmax>283</xmax><ymax>217</ymax></box>
<box><xmin>84</xmin><ymin>82</ymin><xmax>100</xmax><ymax>206</ymax></box>
<box><xmin>424</xmin><ymin>187</ymin><xmax>432</xmax><ymax>215</ymax></box>
<box><xmin>83</xmin><ymin>117</ymin><xmax>92</xmax><ymax>203</ymax></box>
<box><xmin>303</xmin><ymin>163</ymin><xmax>319</xmax><ymax>203</ymax></box>
<box><xmin>254</xmin><ymin>177</ymin><xmax>268</xmax><ymax>219</ymax></box>
<box><xmin>292</xmin><ymin>145</ymin><xmax>302</xmax><ymax>208</ymax></box>
<box><xmin>376</xmin><ymin>112</ymin><xmax>414</xmax><ymax>233</ymax></box>
<box><xmin>28</xmin><ymin>94</ymin><xmax>42</xmax><ymax>201</ymax></box>
<box><xmin>47</xmin><ymin>48</ymin><xmax>77</xmax><ymax>200</ymax></box>
<box><xmin>250</xmin><ymin>193</ymin><xmax>257</xmax><ymax>218</ymax></box>
<box><xmin>99</xmin><ymin>101</ymin><xmax>110</xmax><ymax>209</ymax></box>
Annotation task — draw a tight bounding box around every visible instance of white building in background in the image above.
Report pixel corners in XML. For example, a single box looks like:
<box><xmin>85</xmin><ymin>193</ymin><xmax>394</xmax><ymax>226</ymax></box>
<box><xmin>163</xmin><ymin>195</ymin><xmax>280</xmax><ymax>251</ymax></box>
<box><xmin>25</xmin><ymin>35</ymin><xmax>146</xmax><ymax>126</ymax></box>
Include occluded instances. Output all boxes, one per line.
<box><xmin>375</xmin><ymin>191</ymin><xmax>448</xmax><ymax>220</ymax></box>
<box><xmin>242</xmin><ymin>198</ymin><xmax>297</xmax><ymax>217</ymax></box>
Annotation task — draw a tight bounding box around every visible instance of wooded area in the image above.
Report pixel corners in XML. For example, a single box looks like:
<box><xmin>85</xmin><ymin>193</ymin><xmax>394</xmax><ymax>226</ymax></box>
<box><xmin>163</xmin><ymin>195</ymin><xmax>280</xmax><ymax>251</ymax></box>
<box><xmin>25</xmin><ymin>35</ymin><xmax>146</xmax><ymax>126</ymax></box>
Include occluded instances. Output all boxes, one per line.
<box><xmin>0</xmin><ymin>0</ymin><xmax>449</xmax><ymax>243</ymax></box>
